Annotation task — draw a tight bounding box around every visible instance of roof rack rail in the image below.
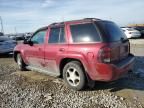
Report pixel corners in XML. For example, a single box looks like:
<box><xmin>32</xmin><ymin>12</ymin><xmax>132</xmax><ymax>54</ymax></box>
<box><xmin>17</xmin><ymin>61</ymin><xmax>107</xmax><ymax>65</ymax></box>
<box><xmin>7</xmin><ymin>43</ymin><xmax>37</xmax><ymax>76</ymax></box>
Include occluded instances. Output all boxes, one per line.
<box><xmin>51</xmin><ymin>23</ymin><xmax>57</xmax><ymax>25</ymax></box>
<box><xmin>50</xmin><ymin>22</ymin><xmax>64</xmax><ymax>26</ymax></box>
<box><xmin>83</xmin><ymin>18</ymin><xmax>101</xmax><ymax>20</ymax></box>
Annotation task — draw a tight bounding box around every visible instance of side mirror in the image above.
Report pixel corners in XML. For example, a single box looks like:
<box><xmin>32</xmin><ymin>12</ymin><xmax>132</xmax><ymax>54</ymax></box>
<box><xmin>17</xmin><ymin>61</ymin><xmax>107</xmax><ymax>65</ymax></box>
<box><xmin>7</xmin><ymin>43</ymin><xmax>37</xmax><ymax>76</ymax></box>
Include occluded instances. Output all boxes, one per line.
<box><xmin>23</xmin><ymin>39</ymin><xmax>28</xmax><ymax>44</ymax></box>
<box><xmin>23</xmin><ymin>39</ymin><xmax>33</xmax><ymax>46</ymax></box>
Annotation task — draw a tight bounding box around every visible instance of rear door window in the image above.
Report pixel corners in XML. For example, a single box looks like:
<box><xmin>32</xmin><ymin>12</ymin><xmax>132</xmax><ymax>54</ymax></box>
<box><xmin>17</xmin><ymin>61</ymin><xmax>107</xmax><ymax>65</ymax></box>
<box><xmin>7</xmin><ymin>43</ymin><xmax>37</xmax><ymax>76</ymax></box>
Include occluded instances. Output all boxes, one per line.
<box><xmin>48</xmin><ymin>28</ymin><xmax>60</xmax><ymax>43</ymax></box>
<box><xmin>59</xmin><ymin>27</ymin><xmax>66</xmax><ymax>43</ymax></box>
<box><xmin>70</xmin><ymin>23</ymin><xmax>101</xmax><ymax>43</ymax></box>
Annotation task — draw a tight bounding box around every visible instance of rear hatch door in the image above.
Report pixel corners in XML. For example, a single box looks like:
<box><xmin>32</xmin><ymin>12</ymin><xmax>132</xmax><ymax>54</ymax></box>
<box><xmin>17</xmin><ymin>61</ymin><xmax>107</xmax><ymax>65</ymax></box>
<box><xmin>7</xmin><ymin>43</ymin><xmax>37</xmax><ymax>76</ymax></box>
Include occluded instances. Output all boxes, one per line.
<box><xmin>95</xmin><ymin>21</ymin><xmax>129</xmax><ymax>62</ymax></box>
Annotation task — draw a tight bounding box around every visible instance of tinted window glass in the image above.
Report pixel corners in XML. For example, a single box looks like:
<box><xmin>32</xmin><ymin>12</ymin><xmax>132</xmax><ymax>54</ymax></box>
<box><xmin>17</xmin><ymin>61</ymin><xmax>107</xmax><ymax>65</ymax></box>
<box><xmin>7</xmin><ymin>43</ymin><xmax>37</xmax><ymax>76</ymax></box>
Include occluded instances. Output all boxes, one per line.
<box><xmin>31</xmin><ymin>30</ymin><xmax>46</xmax><ymax>44</ymax></box>
<box><xmin>96</xmin><ymin>21</ymin><xmax>127</xmax><ymax>42</ymax></box>
<box><xmin>70</xmin><ymin>23</ymin><xmax>101</xmax><ymax>43</ymax></box>
<box><xmin>48</xmin><ymin>28</ymin><xmax>60</xmax><ymax>43</ymax></box>
<box><xmin>106</xmin><ymin>22</ymin><xmax>127</xmax><ymax>41</ymax></box>
<box><xmin>59</xmin><ymin>27</ymin><xmax>65</xmax><ymax>43</ymax></box>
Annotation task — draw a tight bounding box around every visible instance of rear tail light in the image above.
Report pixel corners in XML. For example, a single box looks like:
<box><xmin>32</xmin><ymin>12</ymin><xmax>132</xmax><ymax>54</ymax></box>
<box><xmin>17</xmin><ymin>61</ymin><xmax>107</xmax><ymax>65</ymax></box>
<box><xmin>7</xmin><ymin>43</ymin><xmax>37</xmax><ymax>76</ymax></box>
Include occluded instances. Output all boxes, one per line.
<box><xmin>98</xmin><ymin>47</ymin><xmax>111</xmax><ymax>63</ymax></box>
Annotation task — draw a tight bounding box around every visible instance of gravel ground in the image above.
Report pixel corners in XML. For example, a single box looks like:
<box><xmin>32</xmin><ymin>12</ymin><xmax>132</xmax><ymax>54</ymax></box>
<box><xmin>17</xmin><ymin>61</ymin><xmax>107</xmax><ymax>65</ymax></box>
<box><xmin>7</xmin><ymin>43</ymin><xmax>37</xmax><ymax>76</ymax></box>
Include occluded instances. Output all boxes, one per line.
<box><xmin>0</xmin><ymin>52</ymin><xmax>144</xmax><ymax>108</ymax></box>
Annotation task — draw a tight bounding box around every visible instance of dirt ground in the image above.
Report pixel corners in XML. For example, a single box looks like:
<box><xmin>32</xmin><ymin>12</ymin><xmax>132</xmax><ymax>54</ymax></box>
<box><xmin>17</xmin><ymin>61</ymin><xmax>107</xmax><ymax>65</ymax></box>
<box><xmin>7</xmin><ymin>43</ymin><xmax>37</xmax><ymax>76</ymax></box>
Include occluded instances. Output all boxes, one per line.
<box><xmin>0</xmin><ymin>41</ymin><xmax>144</xmax><ymax>108</ymax></box>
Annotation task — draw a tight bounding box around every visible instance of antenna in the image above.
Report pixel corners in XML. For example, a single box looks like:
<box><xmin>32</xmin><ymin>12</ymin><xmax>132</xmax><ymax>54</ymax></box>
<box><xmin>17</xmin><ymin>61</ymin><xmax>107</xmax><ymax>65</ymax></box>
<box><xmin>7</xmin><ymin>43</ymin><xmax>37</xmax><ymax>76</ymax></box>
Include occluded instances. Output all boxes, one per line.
<box><xmin>0</xmin><ymin>16</ymin><xmax>4</xmax><ymax>34</ymax></box>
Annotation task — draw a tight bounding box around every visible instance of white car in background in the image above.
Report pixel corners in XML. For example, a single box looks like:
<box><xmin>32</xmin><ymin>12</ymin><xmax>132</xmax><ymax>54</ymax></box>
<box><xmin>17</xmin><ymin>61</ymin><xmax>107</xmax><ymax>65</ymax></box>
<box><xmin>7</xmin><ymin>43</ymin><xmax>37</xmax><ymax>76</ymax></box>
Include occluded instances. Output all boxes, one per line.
<box><xmin>121</xmin><ymin>27</ymin><xmax>141</xmax><ymax>38</ymax></box>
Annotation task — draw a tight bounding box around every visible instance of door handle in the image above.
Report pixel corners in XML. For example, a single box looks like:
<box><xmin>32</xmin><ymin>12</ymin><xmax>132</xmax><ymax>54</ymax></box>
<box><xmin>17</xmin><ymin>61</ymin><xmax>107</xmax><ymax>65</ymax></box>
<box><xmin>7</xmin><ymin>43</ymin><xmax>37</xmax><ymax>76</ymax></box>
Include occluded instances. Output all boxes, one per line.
<box><xmin>59</xmin><ymin>48</ymin><xmax>65</xmax><ymax>52</ymax></box>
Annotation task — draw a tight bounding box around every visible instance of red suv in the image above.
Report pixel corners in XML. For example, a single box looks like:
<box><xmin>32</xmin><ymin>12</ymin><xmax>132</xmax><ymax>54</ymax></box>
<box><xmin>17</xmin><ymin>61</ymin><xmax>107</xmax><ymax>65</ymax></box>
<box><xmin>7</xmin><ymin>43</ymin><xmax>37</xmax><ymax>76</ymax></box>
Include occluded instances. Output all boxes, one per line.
<box><xmin>14</xmin><ymin>18</ymin><xmax>135</xmax><ymax>90</ymax></box>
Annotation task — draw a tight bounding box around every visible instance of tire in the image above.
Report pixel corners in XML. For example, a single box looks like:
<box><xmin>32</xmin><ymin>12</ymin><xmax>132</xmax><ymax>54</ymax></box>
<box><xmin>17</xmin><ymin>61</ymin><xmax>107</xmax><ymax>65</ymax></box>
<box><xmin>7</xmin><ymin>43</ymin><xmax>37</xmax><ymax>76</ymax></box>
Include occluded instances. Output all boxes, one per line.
<box><xmin>16</xmin><ymin>53</ymin><xmax>26</xmax><ymax>71</ymax></box>
<box><xmin>63</xmin><ymin>61</ymin><xmax>86</xmax><ymax>90</ymax></box>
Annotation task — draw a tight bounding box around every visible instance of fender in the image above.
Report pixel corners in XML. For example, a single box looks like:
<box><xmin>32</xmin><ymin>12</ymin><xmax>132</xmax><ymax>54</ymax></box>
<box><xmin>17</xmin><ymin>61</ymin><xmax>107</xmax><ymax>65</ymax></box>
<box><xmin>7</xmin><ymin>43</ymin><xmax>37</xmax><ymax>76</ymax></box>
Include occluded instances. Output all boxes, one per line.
<box><xmin>13</xmin><ymin>44</ymin><xmax>29</xmax><ymax>64</ymax></box>
<box><xmin>56</xmin><ymin>52</ymin><xmax>94</xmax><ymax>79</ymax></box>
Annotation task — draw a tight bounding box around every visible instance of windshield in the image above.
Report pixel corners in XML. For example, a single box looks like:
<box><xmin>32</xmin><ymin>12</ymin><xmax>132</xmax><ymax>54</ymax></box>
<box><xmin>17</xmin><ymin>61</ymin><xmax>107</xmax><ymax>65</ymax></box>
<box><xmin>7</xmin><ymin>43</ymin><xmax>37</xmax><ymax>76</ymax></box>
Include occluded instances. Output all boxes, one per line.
<box><xmin>95</xmin><ymin>21</ymin><xmax>127</xmax><ymax>42</ymax></box>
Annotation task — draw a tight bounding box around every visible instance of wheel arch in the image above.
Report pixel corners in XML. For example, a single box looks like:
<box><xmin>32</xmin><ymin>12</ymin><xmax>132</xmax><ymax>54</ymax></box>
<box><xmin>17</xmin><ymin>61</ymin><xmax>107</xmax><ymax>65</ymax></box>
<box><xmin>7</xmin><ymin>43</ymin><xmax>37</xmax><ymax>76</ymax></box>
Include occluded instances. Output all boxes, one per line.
<box><xmin>59</xmin><ymin>57</ymin><xmax>88</xmax><ymax>78</ymax></box>
<box><xmin>13</xmin><ymin>51</ymin><xmax>20</xmax><ymax>62</ymax></box>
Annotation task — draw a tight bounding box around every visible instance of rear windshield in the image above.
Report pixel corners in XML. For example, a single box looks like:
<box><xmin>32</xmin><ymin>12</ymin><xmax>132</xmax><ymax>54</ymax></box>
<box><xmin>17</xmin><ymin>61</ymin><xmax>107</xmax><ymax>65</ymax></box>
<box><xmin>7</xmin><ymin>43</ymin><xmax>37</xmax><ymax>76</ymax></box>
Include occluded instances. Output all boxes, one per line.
<box><xmin>96</xmin><ymin>21</ymin><xmax>127</xmax><ymax>42</ymax></box>
<box><xmin>70</xmin><ymin>23</ymin><xmax>101</xmax><ymax>43</ymax></box>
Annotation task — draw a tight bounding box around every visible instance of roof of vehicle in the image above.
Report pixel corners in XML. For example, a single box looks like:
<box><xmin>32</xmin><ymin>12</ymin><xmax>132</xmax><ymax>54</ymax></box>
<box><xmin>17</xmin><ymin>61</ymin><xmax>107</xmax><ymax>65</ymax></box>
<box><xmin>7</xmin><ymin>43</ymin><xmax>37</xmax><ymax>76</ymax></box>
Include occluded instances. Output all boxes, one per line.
<box><xmin>38</xmin><ymin>26</ymin><xmax>48</xmax><ymax>30</ymax></box>
<box><xmin>38</xmin><ymin>18</ymin><xmax>111</xmax><ymax>30</ymax></box>
<box><xmin>49</xmin><ymin>18</ymin><xmax>103</xmax><ymax>27</ymax></box>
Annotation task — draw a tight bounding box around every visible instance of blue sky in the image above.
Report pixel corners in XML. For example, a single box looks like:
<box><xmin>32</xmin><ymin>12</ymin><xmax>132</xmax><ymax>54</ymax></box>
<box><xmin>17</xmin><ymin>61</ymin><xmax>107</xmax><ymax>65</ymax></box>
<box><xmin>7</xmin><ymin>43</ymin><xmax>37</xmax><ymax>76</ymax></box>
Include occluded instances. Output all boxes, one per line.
<box><xmin>0</xmin><ymin>0</ymin><xmax>144</xmax><ymax>33</ymax></box>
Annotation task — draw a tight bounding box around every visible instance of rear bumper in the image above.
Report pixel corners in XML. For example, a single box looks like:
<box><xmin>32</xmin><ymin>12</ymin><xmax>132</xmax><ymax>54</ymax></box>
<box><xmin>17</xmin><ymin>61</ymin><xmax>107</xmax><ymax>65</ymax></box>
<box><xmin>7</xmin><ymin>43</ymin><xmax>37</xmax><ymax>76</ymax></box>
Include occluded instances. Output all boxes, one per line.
<box><xmin>110</xmin><ymin>54</ymin><xmax>135</xmax><ymax>81</ymax></box>
<box><xmin>89</xmin><ymin>54</ymin><xmax>135</xmax><ymax>81</ymax></box>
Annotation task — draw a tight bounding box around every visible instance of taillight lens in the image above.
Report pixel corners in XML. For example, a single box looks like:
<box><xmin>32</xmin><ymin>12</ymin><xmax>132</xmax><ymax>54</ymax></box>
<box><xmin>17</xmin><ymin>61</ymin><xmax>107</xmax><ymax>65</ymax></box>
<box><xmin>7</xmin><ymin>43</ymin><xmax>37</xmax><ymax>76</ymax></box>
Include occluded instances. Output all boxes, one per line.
<box><xmin>98</xmin><ymin>47</ymin><xmax>111</xmax><ymax>63</ymax></box>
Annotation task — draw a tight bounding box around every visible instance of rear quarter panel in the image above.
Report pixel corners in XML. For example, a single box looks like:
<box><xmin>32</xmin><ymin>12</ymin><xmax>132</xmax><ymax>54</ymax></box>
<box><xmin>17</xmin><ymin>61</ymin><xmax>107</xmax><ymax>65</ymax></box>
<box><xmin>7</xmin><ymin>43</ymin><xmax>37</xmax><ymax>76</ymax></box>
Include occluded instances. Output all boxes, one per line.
<box><xmin>65</xmin><ymin>43</ymin><xmax>107</xmax><ymax>80</ymax></box>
